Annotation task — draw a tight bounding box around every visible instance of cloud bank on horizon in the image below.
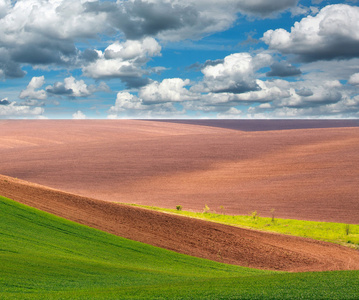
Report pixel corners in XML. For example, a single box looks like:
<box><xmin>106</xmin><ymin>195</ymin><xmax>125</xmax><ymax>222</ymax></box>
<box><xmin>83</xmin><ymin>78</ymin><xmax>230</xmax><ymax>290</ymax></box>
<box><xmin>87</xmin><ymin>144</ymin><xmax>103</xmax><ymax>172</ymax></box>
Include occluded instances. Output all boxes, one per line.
<box><xmin>1</xmin><ymin>0</ymin><xmax>359</xmax><ymax>119</ymax></box>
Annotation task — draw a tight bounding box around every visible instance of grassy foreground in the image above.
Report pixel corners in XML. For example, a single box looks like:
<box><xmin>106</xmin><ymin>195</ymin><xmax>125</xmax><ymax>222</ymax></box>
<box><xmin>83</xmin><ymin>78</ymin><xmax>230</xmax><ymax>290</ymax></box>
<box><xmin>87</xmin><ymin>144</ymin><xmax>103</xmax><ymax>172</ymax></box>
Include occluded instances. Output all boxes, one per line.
<box><xmin>125</xmin><ymin>204</ymin><xmax>359</xmax><ymax>247</ymax></box>
<box><xmin>1</xmin><ymin>196</ymin><xmax>359</xmax><ymax>299</ymax></box>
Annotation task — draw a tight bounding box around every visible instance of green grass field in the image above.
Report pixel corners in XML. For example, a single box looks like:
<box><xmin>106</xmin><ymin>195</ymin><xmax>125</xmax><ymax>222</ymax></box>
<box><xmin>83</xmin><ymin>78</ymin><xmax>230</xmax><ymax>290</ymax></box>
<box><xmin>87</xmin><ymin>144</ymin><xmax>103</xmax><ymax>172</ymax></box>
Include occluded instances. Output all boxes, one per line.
<box><xmin>1</xmin><ymin>195</ymin><xmax>359</xmax><ymax>299</ymax></box>
<box><xmin>125</xmin><ymin>204</ymin><xmax>359</xmax><ymax>247</ymax></box>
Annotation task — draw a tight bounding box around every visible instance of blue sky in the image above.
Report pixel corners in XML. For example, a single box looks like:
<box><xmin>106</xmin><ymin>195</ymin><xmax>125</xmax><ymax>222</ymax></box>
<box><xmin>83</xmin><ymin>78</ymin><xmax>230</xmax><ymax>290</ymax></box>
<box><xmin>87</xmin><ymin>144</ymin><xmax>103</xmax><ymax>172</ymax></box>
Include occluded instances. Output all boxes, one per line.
<box><xmin>1</xmin><ymin>0</ymin><xmax>359</xmax><ymax>119</ymax></box>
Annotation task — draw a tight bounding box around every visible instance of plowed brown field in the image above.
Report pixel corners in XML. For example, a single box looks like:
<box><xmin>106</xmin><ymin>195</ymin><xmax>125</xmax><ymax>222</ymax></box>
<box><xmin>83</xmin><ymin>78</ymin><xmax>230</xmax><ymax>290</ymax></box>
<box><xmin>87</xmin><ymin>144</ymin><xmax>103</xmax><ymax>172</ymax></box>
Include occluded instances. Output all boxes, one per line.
<box><xmin>1</xmin><ymin>120</ymin><xmax>358</xmax><ymax>223</ymax></box>
<box><xmin>1</xmin><ymin>174</ymin><xmax>359</xmax><ymax>272</ymax></box>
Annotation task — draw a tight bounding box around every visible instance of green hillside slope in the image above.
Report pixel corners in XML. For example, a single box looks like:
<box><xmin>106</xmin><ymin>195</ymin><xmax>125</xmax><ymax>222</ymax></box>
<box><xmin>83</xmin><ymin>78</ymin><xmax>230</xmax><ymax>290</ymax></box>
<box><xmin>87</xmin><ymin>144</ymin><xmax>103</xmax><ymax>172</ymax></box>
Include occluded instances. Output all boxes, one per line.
<box><xmin>1</xmin><ymin>196</ymin><xmax>358</xmax><ymax>299</ymax></box>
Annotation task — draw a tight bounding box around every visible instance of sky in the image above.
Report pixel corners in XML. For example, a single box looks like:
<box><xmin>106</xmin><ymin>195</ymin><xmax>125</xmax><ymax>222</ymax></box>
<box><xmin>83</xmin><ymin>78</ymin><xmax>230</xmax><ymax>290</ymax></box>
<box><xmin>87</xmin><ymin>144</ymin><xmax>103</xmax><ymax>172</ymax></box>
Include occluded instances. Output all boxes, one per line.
<box><xmin>1</xmin><ymin>0</ymin><xmax>359</xmax><ymax>119</ymax></box>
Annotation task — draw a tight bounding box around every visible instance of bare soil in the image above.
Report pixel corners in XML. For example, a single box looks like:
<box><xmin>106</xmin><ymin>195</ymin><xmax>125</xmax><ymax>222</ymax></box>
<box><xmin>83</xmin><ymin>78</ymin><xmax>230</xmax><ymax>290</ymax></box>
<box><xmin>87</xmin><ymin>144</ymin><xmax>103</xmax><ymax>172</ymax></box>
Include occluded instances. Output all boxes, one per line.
<box><xmin>1</xmin><ymin>120</ymin><xmax>358</xmax><ymax>223</ymax></box>
<box><xmin>155</xmin><ymin>119</ymin><xmax>359</xmax><ymax>131</ymax></box>
<box><xmin>1</xmin><ymin>174</ymin><xmax>359</xmax><ymax>272</ymax></box>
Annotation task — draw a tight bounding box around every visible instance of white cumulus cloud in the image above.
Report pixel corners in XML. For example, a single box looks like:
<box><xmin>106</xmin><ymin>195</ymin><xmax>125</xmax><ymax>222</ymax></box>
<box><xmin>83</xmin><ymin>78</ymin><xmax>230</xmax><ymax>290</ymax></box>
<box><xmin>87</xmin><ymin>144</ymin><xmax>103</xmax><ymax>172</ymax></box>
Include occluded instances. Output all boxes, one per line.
<box><xmin>0</xmin><ymin>0</ymin><xmax>10</xmax><ymax>19</ymax></box>
<box><xmin>109</xmin><ymin>92</ymin><xmax>145</xmax><ymax>113</ymax></box>
<box><xmin>72</xmin><ymin>110</ymin><xmax>86</xmax><ymax>119</ymax></box>
<box><xmin>108</xmin><ymin>90</ymin><xmax>185</xmax><ymax>118</ymax></box>
<box><xmin>0</xmin><ymin>101</ymin><xmax>44</xmax><ymax>117</ymax></box>
<box><xmin>0</xmin><ymin>0</ymin><xmax>109</xmax><ymax>68</ymax></box>
<box><xmin>262</xmin><ymin>4</ymin><xmax>359</xmax><ymax>61</ymax></box>
<box><xmin>348</xmin><ymin>73</ymin><xmax>359</xmax><ymax>85</ymax></box>
<box><xmin>192</xmin><ymin>52</ymin><xmax>272</xmax><ymax>94</ymax></box>
<box><xmin>139</xmin><ymin>78</ymin><xmax>196</xmax><ymax>103</ymax></box>
<box><xmin>83</xmin><ymin>37</ymin><xmax>161</xmax><ymax>86</ymax></box>
<box><xmin>46</xmin><ymin>76</ymin><xmax>109</xmax><ymax>98</ymax></box>
<box><xmin>104</xmin><ymin>38</ymin><xmax>162</xmax><ymax>60</ymax></box>
<box><xmin>19</xmin><ymin>76</ymin><xmax>47</xmax><ymax>100</ymax></box>
<box><xmin>46</xmin><ymin>76</ymin><xmax>92</xmax><ymax>97</ymax></box>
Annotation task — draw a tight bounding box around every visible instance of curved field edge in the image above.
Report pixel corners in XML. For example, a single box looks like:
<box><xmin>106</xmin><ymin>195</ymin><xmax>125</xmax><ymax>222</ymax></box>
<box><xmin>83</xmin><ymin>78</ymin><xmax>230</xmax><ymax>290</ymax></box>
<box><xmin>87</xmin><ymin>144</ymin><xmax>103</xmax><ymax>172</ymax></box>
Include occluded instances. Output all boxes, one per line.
<box><xmin>1</xmin><ymin>197</ymin><xmax>359</xmax><ymax>300</ymax></box>
<box><xmin>0</xmin><ymin>195</ymin><xmax>271</xmax><ymax>294</ymax></box>
<box><xmin>122</xmin><ymin>203</ymin><xmax>359</xmax><ymax>248</ymax></box>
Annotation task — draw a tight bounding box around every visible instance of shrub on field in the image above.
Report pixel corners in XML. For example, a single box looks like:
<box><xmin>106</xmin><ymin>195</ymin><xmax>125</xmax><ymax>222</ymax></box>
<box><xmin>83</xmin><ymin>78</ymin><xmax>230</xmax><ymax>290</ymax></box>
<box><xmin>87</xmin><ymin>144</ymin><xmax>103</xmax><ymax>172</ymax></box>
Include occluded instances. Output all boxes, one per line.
<box><xmin>203</xmin><ymin>204</ymin><xmax>210</xmax><ymax>214</ymax></box>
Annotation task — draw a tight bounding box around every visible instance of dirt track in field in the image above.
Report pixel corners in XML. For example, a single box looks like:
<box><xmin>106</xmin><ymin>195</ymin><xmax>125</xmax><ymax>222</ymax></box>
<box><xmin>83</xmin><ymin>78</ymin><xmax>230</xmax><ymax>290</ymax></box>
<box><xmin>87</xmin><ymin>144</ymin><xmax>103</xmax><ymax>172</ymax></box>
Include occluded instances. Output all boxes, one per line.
<box><xmin>0</xmin><ymin>120</ymin><xmax>358</xmax><ymax>223</ymax></box>
<box><xmin>1</xmin><ymin>174</ymin><xmax>359</xmax><ymax>272</ymax></box>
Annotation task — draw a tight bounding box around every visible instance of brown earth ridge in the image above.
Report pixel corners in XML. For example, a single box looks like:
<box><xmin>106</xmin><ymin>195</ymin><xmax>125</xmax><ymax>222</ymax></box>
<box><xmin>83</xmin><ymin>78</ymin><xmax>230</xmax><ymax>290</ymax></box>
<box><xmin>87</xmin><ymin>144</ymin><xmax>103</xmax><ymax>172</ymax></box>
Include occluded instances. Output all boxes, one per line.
<box><xmin>1</xmin><ymin>174</ymin><xmax>359</xmax><ymax>272</ymax></box>
<box><xmin>0</xmin><ymin>120</ymin><xmax>359</xmax><ymax>223</ymax></box>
